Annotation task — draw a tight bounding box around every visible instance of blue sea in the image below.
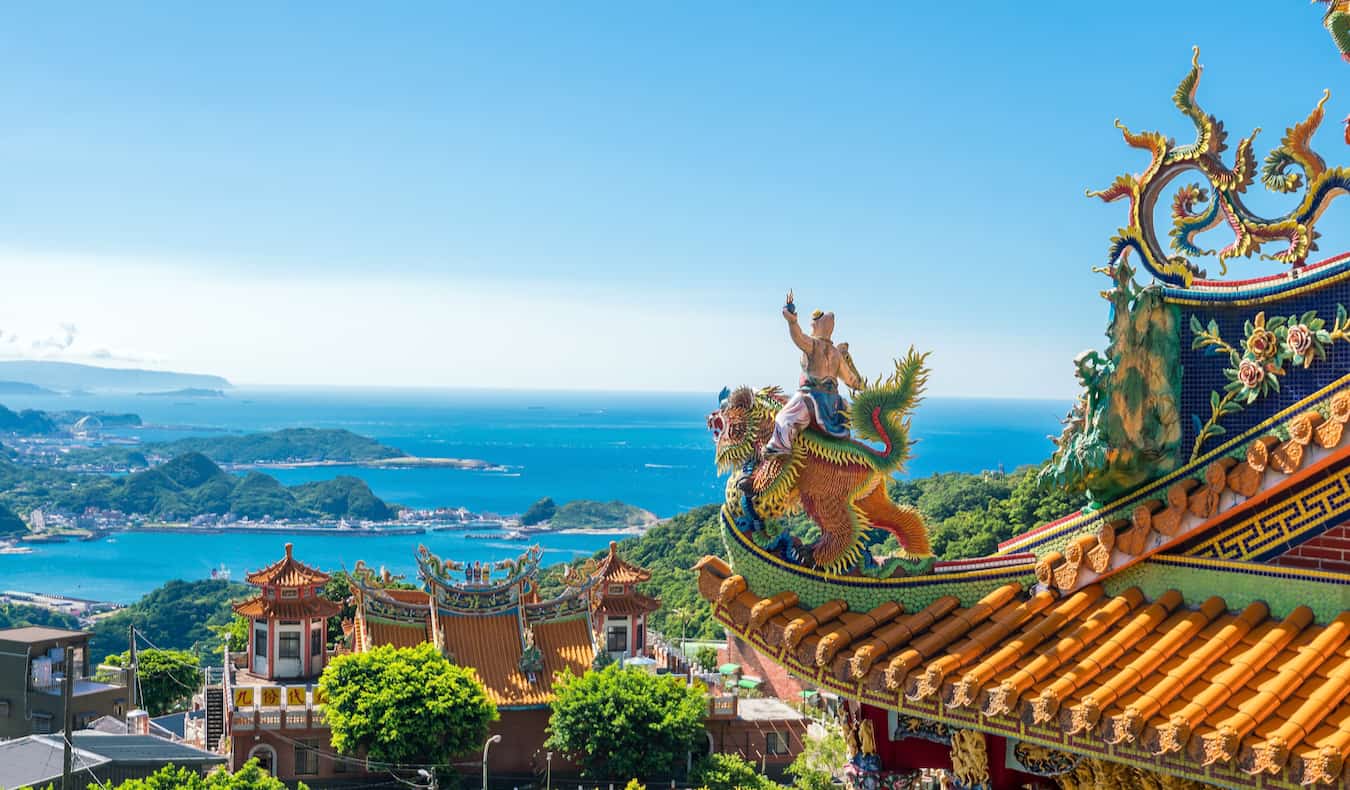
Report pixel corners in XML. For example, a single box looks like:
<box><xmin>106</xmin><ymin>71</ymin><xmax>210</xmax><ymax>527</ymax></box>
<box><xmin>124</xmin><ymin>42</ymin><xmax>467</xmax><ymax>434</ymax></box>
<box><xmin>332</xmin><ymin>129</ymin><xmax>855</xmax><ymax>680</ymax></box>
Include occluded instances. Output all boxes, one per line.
<box><xmin>0</xmin><ymin>389</ymin><xmax>1068</xmax><ymax>602</ymax></box>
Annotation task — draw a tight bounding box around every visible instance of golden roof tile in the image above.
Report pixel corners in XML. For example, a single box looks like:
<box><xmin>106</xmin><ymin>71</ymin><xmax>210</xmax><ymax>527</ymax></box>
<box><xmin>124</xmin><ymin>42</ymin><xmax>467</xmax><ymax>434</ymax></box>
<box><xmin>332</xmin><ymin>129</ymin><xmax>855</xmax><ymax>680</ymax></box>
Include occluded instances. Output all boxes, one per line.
<box><xmin>696</xmin><ymin>555</ymin><xmax>1350</xmax><ymax>784</ymax></box>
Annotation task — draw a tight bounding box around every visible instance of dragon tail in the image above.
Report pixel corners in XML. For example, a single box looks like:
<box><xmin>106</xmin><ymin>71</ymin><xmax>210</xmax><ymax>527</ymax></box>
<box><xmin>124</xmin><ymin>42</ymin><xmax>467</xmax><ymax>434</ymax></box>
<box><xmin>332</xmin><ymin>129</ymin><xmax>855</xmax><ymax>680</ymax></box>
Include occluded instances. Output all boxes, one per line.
<box><xmin>849</xmin><ymin>347</ymin><xmax>931</xmax><ymax>470</ymax></box>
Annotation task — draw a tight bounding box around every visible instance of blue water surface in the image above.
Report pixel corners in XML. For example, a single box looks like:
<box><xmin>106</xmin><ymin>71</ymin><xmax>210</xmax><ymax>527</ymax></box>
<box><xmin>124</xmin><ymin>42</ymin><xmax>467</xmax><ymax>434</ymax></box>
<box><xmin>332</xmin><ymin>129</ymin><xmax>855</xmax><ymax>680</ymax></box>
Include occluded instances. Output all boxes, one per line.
<box><xmin>0</xmin><ymin>388</ymin><xmax>1068</xmax><ymax>601</ymax></box>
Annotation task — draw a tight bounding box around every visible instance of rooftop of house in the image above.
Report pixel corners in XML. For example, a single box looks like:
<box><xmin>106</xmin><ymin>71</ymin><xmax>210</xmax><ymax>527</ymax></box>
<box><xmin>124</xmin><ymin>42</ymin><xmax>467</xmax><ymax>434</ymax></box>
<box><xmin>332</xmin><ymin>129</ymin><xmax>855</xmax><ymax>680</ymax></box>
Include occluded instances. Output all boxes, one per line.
<box><xmin>65</xmin><ymin>733</ymin><xmax>225</xmax><ymax>766</ymax></box>
<box><xmin>0</xmin><ymin>625</ymin><xmax>89</xmax><ymax>645</ymax></box>
<box><xmin>734</xmin><ymin>697</ymin><xmax>807</xmax><ymax>722</ymax></box>
<box><xmin>0</xmin><ymin>735</ymin><xmax>109</xmax><ymax>789</ymax></box>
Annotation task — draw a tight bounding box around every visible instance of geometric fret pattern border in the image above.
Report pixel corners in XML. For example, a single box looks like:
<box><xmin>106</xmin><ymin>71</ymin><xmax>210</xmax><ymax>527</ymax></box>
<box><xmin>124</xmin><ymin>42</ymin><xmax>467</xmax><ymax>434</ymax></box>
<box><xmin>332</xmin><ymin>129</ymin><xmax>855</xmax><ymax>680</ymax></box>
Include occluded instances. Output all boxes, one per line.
<box><xmin>1184</xmin><ymin>452</ymin><xmax>1350</xmax><ymax>560</ymax></box>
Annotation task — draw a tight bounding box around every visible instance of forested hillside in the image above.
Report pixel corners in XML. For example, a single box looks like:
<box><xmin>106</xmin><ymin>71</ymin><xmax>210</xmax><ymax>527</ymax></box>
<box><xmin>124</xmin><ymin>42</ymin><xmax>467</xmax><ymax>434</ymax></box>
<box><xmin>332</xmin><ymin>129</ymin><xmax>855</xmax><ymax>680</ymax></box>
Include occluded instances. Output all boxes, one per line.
<box><xmin>540</xmin><ymin>465</ymin><xmax>1083</xmax><ymax>641</ymax></box>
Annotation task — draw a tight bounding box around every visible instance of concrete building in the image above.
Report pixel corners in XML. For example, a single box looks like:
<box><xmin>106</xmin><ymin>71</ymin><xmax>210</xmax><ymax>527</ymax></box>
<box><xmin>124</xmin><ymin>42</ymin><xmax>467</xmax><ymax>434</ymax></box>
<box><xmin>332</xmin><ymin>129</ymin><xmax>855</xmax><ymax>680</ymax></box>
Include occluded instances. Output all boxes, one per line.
<box><xmin>0</xmin><ymin>626</ymin><xmax>128</xmax><ymax>740</ymax></box>
<box><xmin>0</xmin><ymin>733</ymin><xmax>225</xmax><ymax>788</ymax></box>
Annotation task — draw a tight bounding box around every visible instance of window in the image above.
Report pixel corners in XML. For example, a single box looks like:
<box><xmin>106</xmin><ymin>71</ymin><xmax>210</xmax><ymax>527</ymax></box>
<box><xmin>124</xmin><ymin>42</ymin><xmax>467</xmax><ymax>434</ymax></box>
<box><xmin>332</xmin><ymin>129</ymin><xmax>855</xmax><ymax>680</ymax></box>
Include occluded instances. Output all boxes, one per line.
<box><xmin>294</xmin><ymin>739</ymin><xmax>319</xmax><ymax>775</ymax></box>
<box><xmin>281</xmin><ymin>588</ymin><xmax>298</xmax><ymax>599</ymax></box>
<box><xmin>608</xmin><ymin>584</ymin><xmax>626</xmax><ymax>596</ymax></box>
<box><xmin>32</xmin><ymin>712</ymin><xmax>52</xmax><ymax>734</ymax></box>
<box><xmin>254</xmin><ymin>627</ymin><xmax>268</xmax><ymax>658</ymax></box>
<box><xmin>766</xmin><ymin>731</ymin><xmax>790</xmax><ymax>755</ymax></box>
<box><xmin>74</xmin><ymin>712</ymin><xmax>99</xmax><ymax>729</ymax></box>
<box><xmin>0</xmin><ymin>699</ymin><xmax>9</xmax><ymax>718</ymax></box>
<box><xmin>279</xmin><ymin>633</ymin><xmax>301</xmax><ymax>660</ymax></box>
<box><xmin>332</xmin><ymin>752</ymin><xmax>347</xmax><ymax>774</ymax></box>
<box><xmin>310</xmin><ymin>627</ymin><xmax>323</xmax><ymax>657</ymax></box>
<box><xmin>606</xmin><ymin>625</ymin><xmax>628</xmax><ymax>653</ymax></box>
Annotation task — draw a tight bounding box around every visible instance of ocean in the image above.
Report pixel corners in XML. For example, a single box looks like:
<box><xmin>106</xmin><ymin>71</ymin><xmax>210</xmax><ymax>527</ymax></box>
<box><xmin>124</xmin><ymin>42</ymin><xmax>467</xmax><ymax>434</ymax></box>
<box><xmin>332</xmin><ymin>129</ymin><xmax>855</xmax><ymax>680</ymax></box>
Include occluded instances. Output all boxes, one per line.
<box><xmin>0</xmin><ymin>388</ymin><xmax>1068</xmax><ymax>602</ymax></box>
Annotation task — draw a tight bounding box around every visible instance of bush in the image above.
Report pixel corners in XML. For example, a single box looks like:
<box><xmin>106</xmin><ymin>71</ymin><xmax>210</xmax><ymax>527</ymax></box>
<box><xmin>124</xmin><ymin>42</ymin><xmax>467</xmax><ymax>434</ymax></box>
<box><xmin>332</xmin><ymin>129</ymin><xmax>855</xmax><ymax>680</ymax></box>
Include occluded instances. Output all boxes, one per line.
<box><xmin>692</xmin><ymin>753</ymin><xmax>782</xmax><ymax>790</ymax></box>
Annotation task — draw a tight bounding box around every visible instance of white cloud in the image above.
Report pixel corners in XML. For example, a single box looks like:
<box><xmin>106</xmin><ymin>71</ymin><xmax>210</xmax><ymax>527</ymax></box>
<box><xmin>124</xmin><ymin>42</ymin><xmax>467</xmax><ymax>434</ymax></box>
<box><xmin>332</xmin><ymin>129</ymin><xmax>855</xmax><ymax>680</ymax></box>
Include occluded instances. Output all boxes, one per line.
<box><xmin>0</xmin><ymin>248</ymin><xmax>1079</xmax><ymax>397</ymax></box>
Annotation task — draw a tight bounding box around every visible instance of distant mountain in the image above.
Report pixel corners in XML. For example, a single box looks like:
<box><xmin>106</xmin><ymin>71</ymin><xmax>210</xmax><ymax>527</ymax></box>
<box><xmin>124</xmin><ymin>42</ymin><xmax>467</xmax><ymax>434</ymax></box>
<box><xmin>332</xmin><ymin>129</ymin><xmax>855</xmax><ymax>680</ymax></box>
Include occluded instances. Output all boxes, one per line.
<box><xmin>137</xmin><ymin>388</ymin><xmax>226</xmax><ymax>398</ymax></box>
<box><xmin>0</xmin><ymin>361</ymin><xmax>230</xmax><ymax>393</ymax></box>
<box><xmin>0</xmin><ymin>381</ymin><xmax>58</xmax><ymax>395</ymax></box>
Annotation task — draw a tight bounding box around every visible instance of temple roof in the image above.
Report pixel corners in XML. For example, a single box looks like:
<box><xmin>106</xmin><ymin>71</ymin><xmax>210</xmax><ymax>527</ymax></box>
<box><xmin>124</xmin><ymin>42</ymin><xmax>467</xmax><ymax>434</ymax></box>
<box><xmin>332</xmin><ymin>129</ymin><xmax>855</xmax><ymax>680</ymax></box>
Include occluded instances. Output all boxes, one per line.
<box><xmin>245</xmin><ymin>543</ymin><xmax>330</xmax><ymax>587</ymax></box>
<box><xmin>697</xmin><ymin>556</ymin><xmax>1350</xmax><ymax>787</ymax></box>
<box><xmin>232</xmin><ymin>596</ymin><xmax>341</xmax><ymax>620</ymax></box>
<box><xmin>592</xmin><ymin>541</ymin><xmax>651</xmax><ymax>584</ymax></box>
<box><xmin>595</xmin><ymin>592</ymin><xmax>660</xmax><ymax>616</ymax></box>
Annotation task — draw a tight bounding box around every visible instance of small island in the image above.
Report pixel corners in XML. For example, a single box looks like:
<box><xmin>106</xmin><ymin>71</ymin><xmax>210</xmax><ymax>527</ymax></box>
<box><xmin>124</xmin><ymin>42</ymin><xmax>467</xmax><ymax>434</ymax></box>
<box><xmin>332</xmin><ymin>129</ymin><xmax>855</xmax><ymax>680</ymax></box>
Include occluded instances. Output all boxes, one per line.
<box><xmin>520</xmin><ymin>497</ymin><xmax>658</xmax><ymax>534</ymax></box>
<box><xmin>137</xmin><ymin>387</ymin><xmax>227</xmax><ymax>398</ymax></box>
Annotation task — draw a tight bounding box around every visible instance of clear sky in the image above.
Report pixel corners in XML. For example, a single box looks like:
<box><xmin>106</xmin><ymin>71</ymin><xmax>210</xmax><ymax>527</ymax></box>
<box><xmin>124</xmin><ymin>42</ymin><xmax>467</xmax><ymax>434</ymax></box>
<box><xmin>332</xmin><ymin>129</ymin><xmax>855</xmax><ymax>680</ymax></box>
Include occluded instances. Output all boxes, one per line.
<box><xmin>0</xmin><ymin>2</ymin><xmax>1343</xmax><ymax>397</ymax></box>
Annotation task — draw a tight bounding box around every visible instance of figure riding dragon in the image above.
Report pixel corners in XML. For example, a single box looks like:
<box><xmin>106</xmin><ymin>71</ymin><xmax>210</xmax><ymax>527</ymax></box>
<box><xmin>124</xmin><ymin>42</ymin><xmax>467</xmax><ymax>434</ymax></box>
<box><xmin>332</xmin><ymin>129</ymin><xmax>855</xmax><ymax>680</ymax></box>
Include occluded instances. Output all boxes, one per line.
<box><xmin>707</xmin><ymin>292</ymin><xmax>934</xmax><ymax>576</ymax></box>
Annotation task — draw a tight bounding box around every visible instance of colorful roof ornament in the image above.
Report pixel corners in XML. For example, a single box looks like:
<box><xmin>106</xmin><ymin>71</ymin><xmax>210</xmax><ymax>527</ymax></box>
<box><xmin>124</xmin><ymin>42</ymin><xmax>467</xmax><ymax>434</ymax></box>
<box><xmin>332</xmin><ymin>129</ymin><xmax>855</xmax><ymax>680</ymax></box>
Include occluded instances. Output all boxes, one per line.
<box><xmin>243</xmin><ymin>542</ymin><xmax>330</xmax><ymax>587</ymax></box>
<box><xmin>1092</xmin><ymin>48</ymin><xmax>1347</xmax><ymax>288</ymax></box>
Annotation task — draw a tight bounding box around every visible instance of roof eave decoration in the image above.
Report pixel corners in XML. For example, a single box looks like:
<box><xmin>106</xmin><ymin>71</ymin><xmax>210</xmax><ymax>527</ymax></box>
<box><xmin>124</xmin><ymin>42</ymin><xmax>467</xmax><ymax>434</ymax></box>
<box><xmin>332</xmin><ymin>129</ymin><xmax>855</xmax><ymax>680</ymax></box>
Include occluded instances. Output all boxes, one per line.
<box><xmin>1094</xmin><ymin>48</ymin><xmax>1347</xmax><ymax>289</ymax></box>
<box><xmin>415</xmin><ymin>543</ymin><xmax>543</xmax><ymax>594</ymax></box>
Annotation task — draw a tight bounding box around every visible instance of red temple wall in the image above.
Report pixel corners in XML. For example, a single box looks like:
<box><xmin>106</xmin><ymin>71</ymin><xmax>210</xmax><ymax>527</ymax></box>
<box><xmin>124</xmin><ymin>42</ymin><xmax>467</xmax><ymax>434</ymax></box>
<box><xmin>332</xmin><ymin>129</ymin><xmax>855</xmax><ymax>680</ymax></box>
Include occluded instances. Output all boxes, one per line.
<box><xmin>862</xmin><ymin>704</ymin><xmax>1041</xmax><ymax>790</ymax></box>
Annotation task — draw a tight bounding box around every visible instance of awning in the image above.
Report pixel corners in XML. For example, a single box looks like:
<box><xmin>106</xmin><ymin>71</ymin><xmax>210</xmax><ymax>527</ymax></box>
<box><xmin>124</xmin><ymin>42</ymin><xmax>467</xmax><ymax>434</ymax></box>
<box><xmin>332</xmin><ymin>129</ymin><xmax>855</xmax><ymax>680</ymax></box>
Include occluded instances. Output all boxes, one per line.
<box><xmin>718</xmin><ymin>663</ymin><xmax>741</xmax><ymax>675</ymax></box>
<box><xmin>799</xmin><ymin>690</ymin><xmax>819</xmax><ymax>698</ymax></box>
<box><xmin>736</xmin><ymin>677</ymin><xmax>762</xmax><ymax>689</ymax></box>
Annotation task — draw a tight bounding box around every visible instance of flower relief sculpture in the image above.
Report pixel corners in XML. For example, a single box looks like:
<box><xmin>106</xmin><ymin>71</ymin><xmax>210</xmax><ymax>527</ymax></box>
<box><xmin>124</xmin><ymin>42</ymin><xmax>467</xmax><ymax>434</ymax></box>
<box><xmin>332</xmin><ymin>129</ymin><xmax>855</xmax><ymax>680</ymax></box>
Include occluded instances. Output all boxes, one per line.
<box><xmin>707</xmin><ymin>291</ymin><xmax>935</xmax><ymax>577</ymax></box>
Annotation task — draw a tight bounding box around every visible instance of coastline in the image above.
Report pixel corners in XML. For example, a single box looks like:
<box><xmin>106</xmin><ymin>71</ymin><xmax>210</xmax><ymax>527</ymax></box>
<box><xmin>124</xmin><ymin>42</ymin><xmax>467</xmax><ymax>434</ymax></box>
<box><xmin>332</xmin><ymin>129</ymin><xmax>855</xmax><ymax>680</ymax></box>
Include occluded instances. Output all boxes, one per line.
<box><xmin>229</xmin><ymin>455</ymin><xmax>507</xmax><ymax>471</ymax></box>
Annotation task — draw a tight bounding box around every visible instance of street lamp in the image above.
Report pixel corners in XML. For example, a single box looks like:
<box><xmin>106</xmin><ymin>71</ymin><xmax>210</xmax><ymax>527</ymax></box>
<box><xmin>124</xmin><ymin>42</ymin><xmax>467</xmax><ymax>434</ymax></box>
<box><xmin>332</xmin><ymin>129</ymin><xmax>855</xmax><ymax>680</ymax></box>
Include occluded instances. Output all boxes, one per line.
<box><xmin>481</xmin><ymin>734</ymin><xmax>502</xmax><ymax>790</ymax></box>
<box><xmin>416</xmin><ymin>768</ymin><xmax>439</xmax><ymax>790</ymax></box>
<box><xmin>545</xmin><ymin>751</ymin><xmax>553</xmax><ymax>790</ymax></box>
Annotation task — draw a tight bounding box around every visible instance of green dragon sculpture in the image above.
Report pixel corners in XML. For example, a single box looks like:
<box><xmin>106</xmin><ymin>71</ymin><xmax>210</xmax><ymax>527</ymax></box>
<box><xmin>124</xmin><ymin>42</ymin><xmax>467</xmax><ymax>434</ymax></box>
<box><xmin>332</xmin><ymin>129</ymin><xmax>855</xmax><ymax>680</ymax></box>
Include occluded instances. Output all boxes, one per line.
<box><xmin>1039</xmin><ymin>258</ymin><xmax>1183</xmax><ymax>505</ymax></box>
<box><xmin>708</xmin><ymin>349</ymin><xmax>935</xmax><ymax>575</ymax></box>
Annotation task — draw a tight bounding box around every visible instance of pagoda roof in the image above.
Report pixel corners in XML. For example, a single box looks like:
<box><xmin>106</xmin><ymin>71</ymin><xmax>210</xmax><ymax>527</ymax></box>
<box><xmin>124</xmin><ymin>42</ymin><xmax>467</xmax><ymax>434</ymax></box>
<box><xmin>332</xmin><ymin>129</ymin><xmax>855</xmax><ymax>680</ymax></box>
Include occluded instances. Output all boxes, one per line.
<box><xmin>245</xmin><ymin>543</ymin><xmax>330</xmax><ymax>587</ymax></box>
<box><xmin>592</xmin><ymin>541</ymin><xmax>651</xmax><ymax>584</ymax></box>
<box><xmin>697</xmin><ymin>555</ymin><xmax>1350</xmax><ymax>788</ymax></box>
<box><xmin>233</xmin><ymin>595</ymin><xmax>342</xmax><ymax>620</ymax></box>
<box><xmin>595</xmin><ymin>592</ymin><xmax>660</xmax><ymax>616</ymax></box>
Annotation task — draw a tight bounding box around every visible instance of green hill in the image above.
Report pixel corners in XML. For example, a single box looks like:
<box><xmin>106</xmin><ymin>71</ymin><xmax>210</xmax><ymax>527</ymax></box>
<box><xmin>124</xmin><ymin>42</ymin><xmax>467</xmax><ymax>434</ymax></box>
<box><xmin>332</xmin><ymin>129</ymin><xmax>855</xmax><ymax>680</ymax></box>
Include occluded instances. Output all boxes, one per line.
<box><xmin>88</xmin><ymin>579</ymin><xmax>251</xmax><ymax>664</ymax></box>
<box><xmin>0</xmin><ymin>453</ymin><xmax>394</xmax><ymax>522</ymax></box>
<box><xmin>547</xmin><ymin>499</ymin><xmax>658</xmax><ymax>531</ymax></box>
<box><xmin>151</xmin><ymin>428</ymin><xmax>404</xmax><ymax>463</ymax></box>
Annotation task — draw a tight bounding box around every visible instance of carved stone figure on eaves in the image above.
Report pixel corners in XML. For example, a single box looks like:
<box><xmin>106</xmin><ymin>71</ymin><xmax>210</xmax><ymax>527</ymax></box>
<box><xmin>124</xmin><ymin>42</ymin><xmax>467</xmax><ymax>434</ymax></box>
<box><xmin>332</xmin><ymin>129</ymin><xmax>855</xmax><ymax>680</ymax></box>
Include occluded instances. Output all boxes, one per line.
<box><xmin>1040</xmin><ymin>258</ymin><xmax>1183</xmax><ymax>505</ymax></box>
<box><xmin>707</xmin><ymin>300</ymin><xmax>935</xmax><ymax>575</ymax></box>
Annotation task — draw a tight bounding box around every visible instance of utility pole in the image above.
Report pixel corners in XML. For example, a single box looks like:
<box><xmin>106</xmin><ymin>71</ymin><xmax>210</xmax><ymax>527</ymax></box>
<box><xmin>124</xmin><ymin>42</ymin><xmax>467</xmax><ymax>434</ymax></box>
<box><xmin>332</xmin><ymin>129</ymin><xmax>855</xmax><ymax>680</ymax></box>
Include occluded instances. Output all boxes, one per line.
<box><xmin>128</xmin><ymin>625</ymin><xmax>139</xmax><ymax>710</ymax></box>
<box><xmin>61</xmin><ymin>647</ymin><xmax>74</xmax><ymax>790</ymax></box>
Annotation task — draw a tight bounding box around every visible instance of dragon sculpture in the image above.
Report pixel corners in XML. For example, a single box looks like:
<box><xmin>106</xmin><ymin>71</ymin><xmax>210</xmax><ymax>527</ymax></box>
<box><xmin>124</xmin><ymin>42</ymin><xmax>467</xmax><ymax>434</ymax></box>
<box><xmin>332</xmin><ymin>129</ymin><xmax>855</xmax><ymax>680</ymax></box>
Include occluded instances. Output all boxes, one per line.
<box><xmin>1322</xmin><ymin>1</ymin><xmax>1350</xmax><ymax>63</ymax></box>
<box><xmin>1093</xmin><ymin>48</ymin><xmax>1348</xmax><ymax>287</ymax></box>
<box><xmin>708</xmin><ymin>348</ymin><xmax>934</xmax><ymax>575</ymax></box>
<box><xmin>1039</xmin><ymin>258</ymin><xmax>1182</xmax><ymax>505</ymax></box>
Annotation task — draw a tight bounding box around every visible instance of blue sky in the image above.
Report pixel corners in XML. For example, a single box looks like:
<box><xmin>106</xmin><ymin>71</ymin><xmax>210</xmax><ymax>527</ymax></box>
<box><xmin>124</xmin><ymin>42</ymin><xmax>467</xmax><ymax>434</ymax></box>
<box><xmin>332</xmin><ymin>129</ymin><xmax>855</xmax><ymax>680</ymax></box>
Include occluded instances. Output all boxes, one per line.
<box><xmin>0</xmin><ymin>2</ymin><xmax>1343</xmax><ymax>396</ymax></box>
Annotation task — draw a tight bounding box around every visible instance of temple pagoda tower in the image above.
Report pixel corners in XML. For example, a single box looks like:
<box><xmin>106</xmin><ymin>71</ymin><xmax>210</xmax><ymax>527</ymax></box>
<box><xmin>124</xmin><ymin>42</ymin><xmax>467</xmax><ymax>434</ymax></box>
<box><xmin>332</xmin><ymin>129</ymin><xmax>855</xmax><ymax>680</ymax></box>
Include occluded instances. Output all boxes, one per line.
<box><xmin>591</xmin><ymin>541</ymin><xmax>660</xmax><ymax>660</ymax></box>
<box><xmin>232</xmin><ymin>543</ymin><xmax>340</xmax><ymax>680</ymax></box>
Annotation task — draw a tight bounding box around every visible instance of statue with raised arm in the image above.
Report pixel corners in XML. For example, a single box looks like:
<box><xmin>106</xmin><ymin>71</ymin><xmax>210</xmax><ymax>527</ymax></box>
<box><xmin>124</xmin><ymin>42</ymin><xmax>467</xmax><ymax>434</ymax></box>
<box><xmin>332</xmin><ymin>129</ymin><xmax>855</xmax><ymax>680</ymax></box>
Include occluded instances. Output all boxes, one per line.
<box><xmin>766</xmin><ymin>291</ymin><xmax>865</xmax><ymax>455</ymax></box>
<box><xmin>707</xmin><ymin>292</ymin><xmax>936</xmax><ymax>574</ymax></box>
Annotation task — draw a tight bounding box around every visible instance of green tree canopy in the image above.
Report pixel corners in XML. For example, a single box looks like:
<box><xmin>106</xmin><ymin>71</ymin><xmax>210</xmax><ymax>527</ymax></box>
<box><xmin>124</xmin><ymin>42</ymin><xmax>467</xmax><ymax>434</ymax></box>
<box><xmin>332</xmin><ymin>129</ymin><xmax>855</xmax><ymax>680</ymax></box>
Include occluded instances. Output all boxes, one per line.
<box><xmin>692</xmin><ymin>753</ymin><xmax>782</xmax><ymax>790</ymax></box>
<box><xmin>546</xmin><ymin>664</ymin><xmax>707</xmax><ymax>778</ymax></box>
<box><xmin>105</xmin><ymin>648</ymin><xmax>200</xmax><ymax>715</ymax></box>
<box><xmin>88</xmin><ymin>579</ymin><xmax>250</xmax><ymax>663</ymax></box>
<box><xmin>786</xmin><ymin>723</ymin><xmax>847</xmax><ymax>790</ymax></box>
<box><xmin>320</xmin><ymin>643</ymin><xmax>497</xmax><ymax>765</ymax></box>
<box><xmin>98</xmin><ymin>758</ymin><xmax>302</xmax><ymax>789</ymax></box>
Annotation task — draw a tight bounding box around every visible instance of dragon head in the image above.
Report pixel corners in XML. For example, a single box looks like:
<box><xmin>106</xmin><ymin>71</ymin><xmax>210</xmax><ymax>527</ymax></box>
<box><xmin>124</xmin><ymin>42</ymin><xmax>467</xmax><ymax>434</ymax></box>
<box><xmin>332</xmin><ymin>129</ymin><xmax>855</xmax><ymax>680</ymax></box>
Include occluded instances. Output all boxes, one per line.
<box><xmin>707</xmin><ymin>385</ymin><xmax>785</xmax><ymax>474</ymax></box>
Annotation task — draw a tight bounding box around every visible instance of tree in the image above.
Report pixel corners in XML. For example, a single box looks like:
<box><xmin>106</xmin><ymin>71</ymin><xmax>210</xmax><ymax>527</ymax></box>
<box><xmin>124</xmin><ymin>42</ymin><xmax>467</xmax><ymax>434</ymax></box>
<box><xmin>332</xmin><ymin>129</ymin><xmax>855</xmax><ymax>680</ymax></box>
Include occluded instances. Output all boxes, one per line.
<box><xmin>320</xmin><ymin>643</ymin><xmax>497</xmax><ymax>765</ymax></box>
<box><xmin>521</xmin><ymin>496</ymin><xmax>557</xmax><ymax>525</ymax></box>
<box><xmin>786</xmin><ymin>724</ymin><xmax>847</xmax><ymax>790</ymax></box>
<box><xmin>101</xmin><ymin>758</ymin><xmax>303</xmax><ymax>789</ymax></box>
<box><xmin>694</xmin><ymin>645</ymin><xmax>719</xmax><ymax>672</ymax></box>
<box><xmin>692</xmin><ymin>753</ymin><xmax>782</xmax><ymax>790</ymax></box>
<box><xmin>547</xmin><ymin>664</ymin><xmax>707</xmax><ymax>778</ymax></box>
<box><xmin>88</xmin><ymin>578</ymin><xmax>250</xmax><ymax>663</ymax></box>
<box><xmin>209</xmin><ymin>614</ymin><xmax>249</xmax><ymax>656</ymax></box>
<box><xmin>106</xmin><ymin>648</ymin><xmax>200</xmax><ymax>715</ymax></box>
